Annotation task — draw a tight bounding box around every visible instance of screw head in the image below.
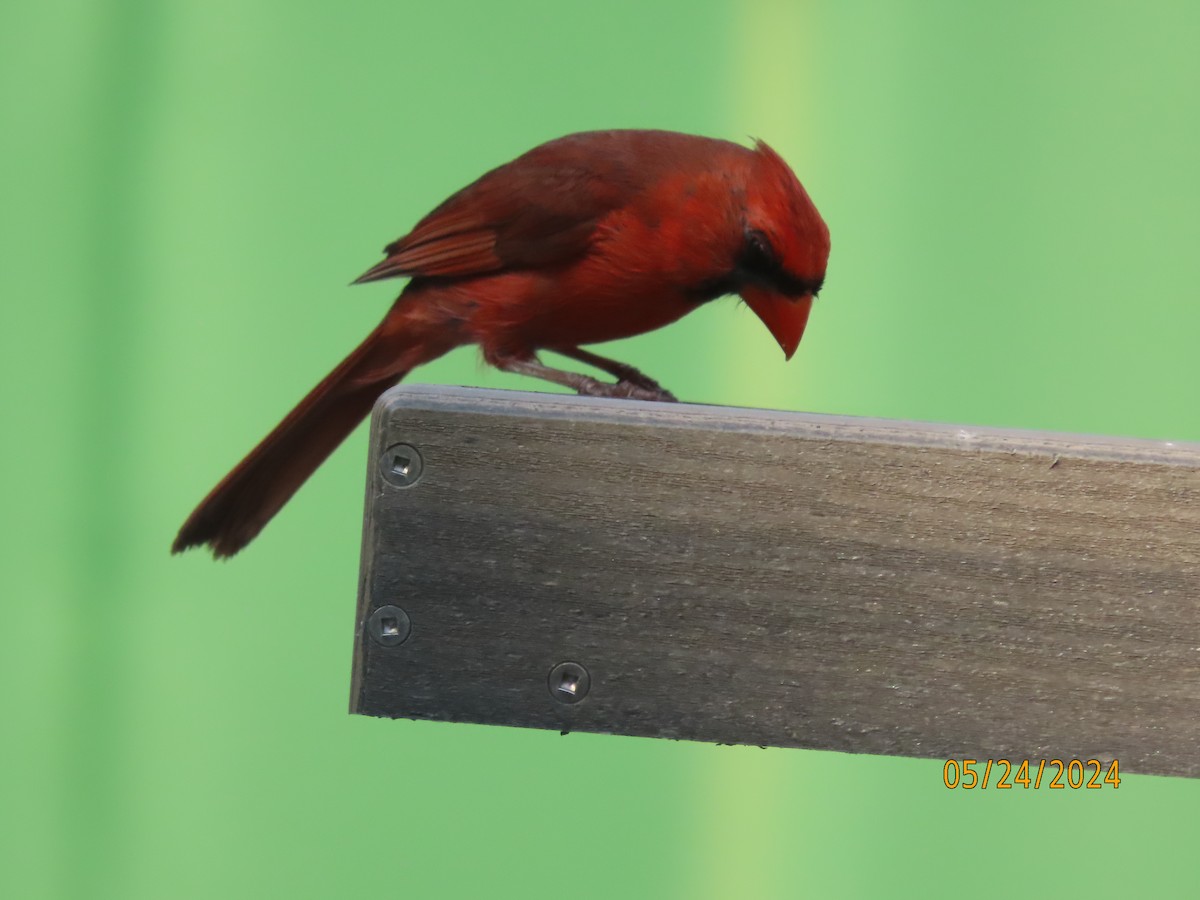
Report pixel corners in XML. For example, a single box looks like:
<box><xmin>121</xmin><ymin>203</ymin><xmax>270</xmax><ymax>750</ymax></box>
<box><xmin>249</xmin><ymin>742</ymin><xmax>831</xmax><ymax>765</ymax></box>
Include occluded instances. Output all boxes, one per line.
<box><xmin>548</xmin><ymin>661</ymin><xmax>590</xmax><ymax>704</ymax></box>
<box><xmin>379</xmin><ymin>443</ymin><xmax>423</xmax><ymax>488</ymax></box>
<box><xmin>366</xmin><ymin>605</ymin><xmax>411</xmax><ymax>647</ymax></box>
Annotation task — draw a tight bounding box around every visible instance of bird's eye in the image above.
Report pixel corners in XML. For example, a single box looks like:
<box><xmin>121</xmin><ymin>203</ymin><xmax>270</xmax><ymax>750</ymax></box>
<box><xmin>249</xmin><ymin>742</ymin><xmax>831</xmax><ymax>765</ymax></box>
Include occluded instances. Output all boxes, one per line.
<box><xmin>743</xmin><ymin>228</ymin><xmax>778</xmax><ymax>275</ymax></box>
<box><xmin>739</xmin><ymin>226</ymin><xmax>822</xmax><ymax>299</ymax></box>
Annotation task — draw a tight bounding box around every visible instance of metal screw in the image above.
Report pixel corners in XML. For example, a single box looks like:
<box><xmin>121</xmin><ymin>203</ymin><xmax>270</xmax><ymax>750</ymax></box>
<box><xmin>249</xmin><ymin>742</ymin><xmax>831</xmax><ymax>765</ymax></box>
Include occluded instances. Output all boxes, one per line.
<box><xmin>379</xmin><ymin>443</ymin><xmax>423</xmax><ymax>488</ymax></box>
<box><xmin>366</xmin><ymin>605</ymin><xmax>412</xmax><ymax>647</ymax></box>
<box><xmin>548</xmin><ymin>661</ymin><xmax>590</xmax><ymax>704</ymax></box>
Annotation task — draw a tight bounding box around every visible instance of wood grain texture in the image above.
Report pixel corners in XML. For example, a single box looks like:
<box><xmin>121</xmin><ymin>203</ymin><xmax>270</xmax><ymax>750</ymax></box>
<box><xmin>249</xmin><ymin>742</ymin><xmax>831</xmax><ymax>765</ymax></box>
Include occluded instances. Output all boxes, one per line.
<box><xmin>351</xmin><ymin>386</ymin><xmax>1200</xmax><ymax>777</ymax></box>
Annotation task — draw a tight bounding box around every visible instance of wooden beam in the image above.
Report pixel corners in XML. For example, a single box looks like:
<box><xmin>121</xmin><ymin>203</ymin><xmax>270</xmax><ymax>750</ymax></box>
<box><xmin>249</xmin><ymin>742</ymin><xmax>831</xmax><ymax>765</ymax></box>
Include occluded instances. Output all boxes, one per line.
<box><xmin>350</xmin><ymin>386</ymin><xmax>1200</xmax><ymax>778</ymax></box>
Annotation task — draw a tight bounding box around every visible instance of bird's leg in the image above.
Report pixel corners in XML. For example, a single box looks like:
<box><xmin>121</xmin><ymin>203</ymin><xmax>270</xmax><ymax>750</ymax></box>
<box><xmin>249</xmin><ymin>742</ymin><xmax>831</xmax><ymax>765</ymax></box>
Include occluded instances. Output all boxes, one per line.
<box><xmin>497</xmin><ymin>355</ymin><xmax>674</xmax><ymax>402</ymax></box>
<box><xmin>554</xmin><ymin>347</ymin><xmax>677</xmax><ymax>402</ymax></box>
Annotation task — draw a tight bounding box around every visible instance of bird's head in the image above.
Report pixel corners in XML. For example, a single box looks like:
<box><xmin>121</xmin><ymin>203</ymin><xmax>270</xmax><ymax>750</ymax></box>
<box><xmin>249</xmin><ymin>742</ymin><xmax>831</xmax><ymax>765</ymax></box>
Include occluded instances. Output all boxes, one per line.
<box><xmin>737</xmin><ymin>140</ymin><xmax>831</xmax><ymax>360</ymax></box>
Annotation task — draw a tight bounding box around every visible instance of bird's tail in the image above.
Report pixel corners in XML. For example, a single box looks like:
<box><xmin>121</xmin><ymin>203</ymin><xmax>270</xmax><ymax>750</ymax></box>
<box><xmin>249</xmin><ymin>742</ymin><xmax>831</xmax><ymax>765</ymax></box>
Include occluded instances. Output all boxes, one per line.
<box><xmin>173</xmin><ymin>308</ymin><xmax>456</xmax><ymax>558</ymax></box>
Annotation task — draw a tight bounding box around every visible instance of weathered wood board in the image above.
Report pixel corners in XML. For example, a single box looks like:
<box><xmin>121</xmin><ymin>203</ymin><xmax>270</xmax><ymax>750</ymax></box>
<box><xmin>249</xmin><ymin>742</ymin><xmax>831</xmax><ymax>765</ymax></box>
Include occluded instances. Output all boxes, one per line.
<box><xmin>350</xmin><ymin>385</ymin><xmax>1200</xmax><ymax>777</ymax></box>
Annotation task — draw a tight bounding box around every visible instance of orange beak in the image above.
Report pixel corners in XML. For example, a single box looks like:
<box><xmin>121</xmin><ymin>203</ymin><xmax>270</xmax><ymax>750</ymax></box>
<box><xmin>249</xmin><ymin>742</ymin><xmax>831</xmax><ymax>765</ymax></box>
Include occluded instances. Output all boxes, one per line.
<box><xmin>741</xmin><ymin>286</ymin><xmax>813</xmax><ymax>361</ymax></box>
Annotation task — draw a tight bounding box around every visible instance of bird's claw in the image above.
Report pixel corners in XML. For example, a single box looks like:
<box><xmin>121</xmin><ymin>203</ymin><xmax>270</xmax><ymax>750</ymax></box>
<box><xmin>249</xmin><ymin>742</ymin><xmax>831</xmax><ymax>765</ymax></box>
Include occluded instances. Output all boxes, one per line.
<box><xmin>576</xmin><ymin>377</ymin><xmax>677</xmax><ymax>402</ymax></box>
<box><xmin>603</xmin><ymin>365</ymin><xmax>672</xmax><ymax>396</ymax></box>
<box><xmin>616</xmin><ymin>380</ymin><xmax>677</xmax><ymax>402</ymax></box>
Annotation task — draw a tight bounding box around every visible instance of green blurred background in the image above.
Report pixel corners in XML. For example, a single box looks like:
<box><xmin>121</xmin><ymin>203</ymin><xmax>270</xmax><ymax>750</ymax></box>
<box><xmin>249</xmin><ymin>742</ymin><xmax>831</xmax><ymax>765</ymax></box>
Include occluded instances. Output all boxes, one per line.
<box><xmin>4</xmin><ymin>0</ymin><xmax>1200</xmax><ymax>897</ymax></box>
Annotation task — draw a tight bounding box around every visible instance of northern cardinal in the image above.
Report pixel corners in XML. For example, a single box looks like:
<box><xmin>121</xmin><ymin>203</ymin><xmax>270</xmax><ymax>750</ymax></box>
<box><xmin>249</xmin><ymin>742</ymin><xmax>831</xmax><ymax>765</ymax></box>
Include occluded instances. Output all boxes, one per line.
<box><xmin>173</xmin><ymin>129</ymin><xmax>830</xmax><ymax>557</ymax></box>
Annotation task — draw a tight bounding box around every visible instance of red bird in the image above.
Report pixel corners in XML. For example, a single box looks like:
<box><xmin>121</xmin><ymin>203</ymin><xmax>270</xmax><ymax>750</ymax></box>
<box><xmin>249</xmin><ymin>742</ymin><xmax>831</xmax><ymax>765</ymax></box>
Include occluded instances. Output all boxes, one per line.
<box><xmin>173</xmin><ymin>129</ymin><xmax>830</xmax><ymax>557</ymax></box>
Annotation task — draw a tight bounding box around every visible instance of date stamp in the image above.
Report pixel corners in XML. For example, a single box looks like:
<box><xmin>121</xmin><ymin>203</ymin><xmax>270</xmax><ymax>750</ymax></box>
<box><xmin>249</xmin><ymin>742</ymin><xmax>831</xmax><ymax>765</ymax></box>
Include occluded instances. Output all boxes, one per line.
<box><xmin>943</xmin><ymin>758</ymin><xmax>1120</xmax><ymax>789</ymax></box>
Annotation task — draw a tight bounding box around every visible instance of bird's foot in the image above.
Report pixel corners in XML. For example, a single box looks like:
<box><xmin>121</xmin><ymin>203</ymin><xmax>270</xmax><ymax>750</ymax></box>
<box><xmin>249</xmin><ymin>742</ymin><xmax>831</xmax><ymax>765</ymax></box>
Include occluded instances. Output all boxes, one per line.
<box><xmin>495</xmin><ymin>355</ymin><xmax>676</xmax><ymax>402</ymax></box>
<box><xmin>601</xmin><ymin>364</ymin><xmax>673</xmax><ymax>396</ymax></box>
<box><xmin>616</xmin><ymin>379</ymin><xmax>677</xmax><ymax>402</ymax></box>
<box><xmin>577</xmin><ymin>378</ymin><xmax>677</xmax><ymax>402</ymax></box>
<box><xmin>553</xmin><ymin>348</ymin><xmax>677</xmax><ymax>401</ymax></box>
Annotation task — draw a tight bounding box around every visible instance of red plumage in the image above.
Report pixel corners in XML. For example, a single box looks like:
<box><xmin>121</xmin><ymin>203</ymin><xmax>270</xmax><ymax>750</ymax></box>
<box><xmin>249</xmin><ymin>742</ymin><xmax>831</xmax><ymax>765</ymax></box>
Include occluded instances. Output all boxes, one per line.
<box><xmin>173</xmin><ymin>129</ymin><xmax>830</xmax><ymax>557</ymax></box>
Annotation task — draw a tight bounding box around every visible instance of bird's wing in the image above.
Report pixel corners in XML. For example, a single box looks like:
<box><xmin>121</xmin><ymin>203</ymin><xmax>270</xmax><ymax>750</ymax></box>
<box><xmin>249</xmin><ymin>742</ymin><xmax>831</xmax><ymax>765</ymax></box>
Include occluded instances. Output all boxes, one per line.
<box><xmin>353</xmin><ymin>149</ymin><xmax>640</xmax><ymax>285</ymax></box>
